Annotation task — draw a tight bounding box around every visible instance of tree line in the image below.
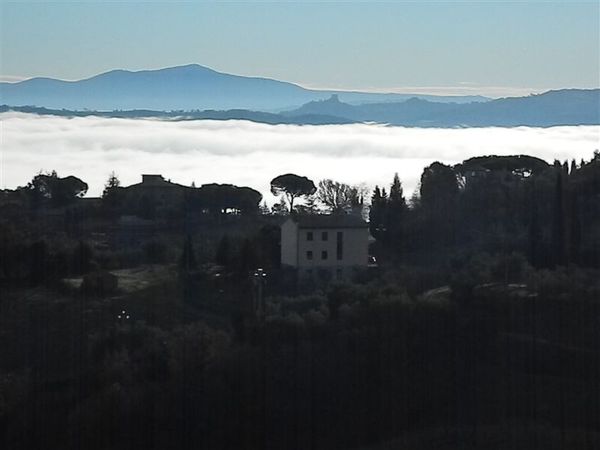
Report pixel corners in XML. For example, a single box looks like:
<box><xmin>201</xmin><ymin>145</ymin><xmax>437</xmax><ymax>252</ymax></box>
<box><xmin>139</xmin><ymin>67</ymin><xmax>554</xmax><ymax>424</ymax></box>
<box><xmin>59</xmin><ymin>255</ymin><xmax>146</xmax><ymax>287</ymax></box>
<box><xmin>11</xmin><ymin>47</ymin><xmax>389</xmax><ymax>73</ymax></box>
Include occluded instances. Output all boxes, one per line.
<box><xmin>365</xmin><ymin>153</ymin><xmax>600</xmax><ymax>270</ymax></box>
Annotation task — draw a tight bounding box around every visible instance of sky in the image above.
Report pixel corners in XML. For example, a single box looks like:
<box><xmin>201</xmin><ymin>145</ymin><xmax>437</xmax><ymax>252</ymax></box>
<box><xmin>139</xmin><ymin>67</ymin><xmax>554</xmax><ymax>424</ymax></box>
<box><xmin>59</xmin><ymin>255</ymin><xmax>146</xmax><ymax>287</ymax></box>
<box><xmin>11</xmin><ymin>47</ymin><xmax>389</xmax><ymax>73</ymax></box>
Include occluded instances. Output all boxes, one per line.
<box><xmin>0</xmin><ymin>1</ymin><xmax>598</xmax><ymax>97</ymax></box>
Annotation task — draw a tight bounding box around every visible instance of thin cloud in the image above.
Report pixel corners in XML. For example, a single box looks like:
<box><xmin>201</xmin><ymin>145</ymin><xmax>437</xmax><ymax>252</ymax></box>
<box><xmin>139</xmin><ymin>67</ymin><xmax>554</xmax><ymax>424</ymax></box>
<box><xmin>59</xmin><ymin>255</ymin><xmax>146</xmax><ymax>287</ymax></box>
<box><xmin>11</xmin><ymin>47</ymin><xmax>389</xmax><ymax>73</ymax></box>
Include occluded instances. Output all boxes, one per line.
<box><xmin>0</xmin><ymin>75</ymin><xmax>30</xmax><ymax>83</ymax></box>
<box><xmin>1</xmin><ymin>112</ymin><xmax>598</xmax><ymax>203</ymax></box>
<box><xmin>294</xmin><ymin>83</ymin><xmax>544</xmax><ymax>98</ymax></box>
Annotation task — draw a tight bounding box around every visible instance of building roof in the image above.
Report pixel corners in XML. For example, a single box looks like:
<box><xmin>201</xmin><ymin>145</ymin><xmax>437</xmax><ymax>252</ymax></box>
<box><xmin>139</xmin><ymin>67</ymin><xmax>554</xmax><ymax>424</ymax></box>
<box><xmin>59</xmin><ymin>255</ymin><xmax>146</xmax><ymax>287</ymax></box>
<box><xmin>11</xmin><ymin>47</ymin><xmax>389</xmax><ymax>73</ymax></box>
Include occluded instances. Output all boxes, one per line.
<box><xmin>123</xmin><ymin>174</ymin><xmax>188</xmax><ymax>190</ymax></box>
<box><xmin>289</xmin><ymin>213</ymin><xmax>368</xmax><ymax>229</ymax></box>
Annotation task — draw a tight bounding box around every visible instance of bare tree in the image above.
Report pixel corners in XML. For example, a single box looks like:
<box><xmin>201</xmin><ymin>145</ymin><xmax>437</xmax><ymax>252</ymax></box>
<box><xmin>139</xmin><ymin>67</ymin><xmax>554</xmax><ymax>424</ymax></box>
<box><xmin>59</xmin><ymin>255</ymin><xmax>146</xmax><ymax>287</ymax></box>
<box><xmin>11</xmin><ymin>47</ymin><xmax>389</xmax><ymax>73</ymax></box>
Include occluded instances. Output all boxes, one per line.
<box><xmin>317</xmin><ymin>179</ymin><xmax>366</xmax><ymax>214</ymax></box>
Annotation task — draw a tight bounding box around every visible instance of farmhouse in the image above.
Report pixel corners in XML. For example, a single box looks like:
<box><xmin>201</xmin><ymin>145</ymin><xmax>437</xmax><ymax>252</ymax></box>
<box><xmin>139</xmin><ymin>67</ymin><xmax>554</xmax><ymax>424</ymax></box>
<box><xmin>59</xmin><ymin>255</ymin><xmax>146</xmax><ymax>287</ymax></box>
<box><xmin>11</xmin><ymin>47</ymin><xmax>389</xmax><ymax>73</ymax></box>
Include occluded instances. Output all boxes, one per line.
<box><xmin>117</xmin><ymin>174</ymin><xmax>262</xmax><ymax>218</ymax></box>
<box><xmin>281</xmin><ymin>214</ymin><xmax>370</xmax><ymax>280</ymax></box>
<box><xmin>120</xmin><ymin>174</ymin><xmax>188</xmax><ymax>214</ymax></box>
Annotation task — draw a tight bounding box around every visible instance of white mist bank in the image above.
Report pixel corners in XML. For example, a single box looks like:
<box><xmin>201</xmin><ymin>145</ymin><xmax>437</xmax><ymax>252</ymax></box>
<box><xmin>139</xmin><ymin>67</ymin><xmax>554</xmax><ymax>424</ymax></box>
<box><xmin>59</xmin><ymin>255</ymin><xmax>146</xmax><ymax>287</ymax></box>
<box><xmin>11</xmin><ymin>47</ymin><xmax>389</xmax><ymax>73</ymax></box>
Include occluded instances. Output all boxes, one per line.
<box><xmin>1</xmin><ymin>112</ymin><xmax>599</xmax><ymax>203</ymax></box>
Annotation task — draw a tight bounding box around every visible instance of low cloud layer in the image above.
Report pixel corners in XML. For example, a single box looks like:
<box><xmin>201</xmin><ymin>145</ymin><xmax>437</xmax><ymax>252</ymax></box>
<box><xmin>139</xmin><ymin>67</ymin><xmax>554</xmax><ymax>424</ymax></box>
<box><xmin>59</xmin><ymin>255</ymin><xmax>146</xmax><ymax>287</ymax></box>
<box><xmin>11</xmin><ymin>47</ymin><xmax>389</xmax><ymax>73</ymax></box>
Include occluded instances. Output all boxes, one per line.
<box><xmin>2</xmin><ymin>112</ymin><xmax>599</xmax><ymax>203</ymax></box>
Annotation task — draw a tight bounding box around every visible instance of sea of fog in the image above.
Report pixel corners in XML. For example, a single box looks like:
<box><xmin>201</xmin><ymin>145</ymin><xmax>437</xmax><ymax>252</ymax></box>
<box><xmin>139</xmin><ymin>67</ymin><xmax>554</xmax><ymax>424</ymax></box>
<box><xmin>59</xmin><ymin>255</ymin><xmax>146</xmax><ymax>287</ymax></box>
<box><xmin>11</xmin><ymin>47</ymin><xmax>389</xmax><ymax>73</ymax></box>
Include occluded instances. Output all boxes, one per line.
<box><xmin>1</xmin><ymin>112</ymin><xmax>599</xmax><ymax>204</ymax></box>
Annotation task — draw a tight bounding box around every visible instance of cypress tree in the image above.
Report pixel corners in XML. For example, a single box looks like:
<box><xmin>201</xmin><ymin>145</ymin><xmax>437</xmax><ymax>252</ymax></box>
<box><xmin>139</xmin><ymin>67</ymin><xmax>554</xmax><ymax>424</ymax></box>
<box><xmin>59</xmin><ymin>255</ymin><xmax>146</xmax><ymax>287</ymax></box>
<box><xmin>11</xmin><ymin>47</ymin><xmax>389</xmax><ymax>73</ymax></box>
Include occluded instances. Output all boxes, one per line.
<box><xmin>387</xmin><ymin>173</ymin><xmax>408</xmax><ymax>247</ymax></box>
<box><xmin>369</xmin><ymin>186</ymin><xmax>387</xmax><ymax>240</ymax></box>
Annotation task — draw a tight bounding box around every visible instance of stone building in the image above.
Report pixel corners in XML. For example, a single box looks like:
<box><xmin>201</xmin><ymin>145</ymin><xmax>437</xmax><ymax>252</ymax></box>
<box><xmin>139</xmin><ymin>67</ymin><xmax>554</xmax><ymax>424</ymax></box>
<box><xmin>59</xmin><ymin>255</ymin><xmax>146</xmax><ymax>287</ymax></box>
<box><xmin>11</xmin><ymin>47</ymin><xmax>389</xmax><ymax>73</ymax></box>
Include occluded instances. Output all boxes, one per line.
<box><xmin>280</xmin><ymin>214</ymin><xmax>370</xmax><ymax>280</ymax></box>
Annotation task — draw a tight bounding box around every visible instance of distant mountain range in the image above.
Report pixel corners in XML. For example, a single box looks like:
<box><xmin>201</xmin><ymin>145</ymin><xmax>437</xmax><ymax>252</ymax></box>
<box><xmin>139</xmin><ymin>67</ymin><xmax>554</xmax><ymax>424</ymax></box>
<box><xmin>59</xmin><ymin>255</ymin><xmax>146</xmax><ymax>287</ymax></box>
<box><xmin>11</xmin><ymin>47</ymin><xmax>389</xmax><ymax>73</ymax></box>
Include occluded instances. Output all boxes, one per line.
<box><xmin>1</xmin><ymin>64</ymin><xmax>598</xmax><ymax>127</ymax></box>
<box><xmin>0</xmin><ymin>64</ymin><xmax>487</xmax><ymax>111</ymax></box>
<box><xmin>282</xmin><ymin>90</ymin><xmax>600</xmax><ymax>127</ymax></box>
<box><xmin>0</xmin><ymin>104</ymin><xmax>356</xmax><ymax>126</ymax></box>
<box><xmin>2</xmin><ymin>88</ymin><xmax>598</xmax><ymax>128</ymax></box>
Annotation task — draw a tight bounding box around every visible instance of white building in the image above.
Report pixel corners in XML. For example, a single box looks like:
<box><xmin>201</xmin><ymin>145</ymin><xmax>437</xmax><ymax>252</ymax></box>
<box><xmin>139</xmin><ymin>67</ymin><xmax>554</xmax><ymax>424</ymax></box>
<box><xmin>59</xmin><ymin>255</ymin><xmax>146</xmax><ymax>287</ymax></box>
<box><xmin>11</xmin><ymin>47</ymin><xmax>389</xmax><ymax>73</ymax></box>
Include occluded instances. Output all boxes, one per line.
<box><xmin>280</xmin><ymin>214</ymin><xmax>370</xmax><ymax>280</ymax></box>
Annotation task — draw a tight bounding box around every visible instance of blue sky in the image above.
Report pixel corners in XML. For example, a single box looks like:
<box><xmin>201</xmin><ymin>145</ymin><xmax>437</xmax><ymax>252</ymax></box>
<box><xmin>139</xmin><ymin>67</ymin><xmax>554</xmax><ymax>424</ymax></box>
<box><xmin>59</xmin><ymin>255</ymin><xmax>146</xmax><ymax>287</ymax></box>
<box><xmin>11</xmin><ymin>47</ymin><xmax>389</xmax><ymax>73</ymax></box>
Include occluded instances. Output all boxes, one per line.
<box><xmin>1</xmin><ymin>1</ymin><xmax>598</xmax><ymax>96</ymax></box>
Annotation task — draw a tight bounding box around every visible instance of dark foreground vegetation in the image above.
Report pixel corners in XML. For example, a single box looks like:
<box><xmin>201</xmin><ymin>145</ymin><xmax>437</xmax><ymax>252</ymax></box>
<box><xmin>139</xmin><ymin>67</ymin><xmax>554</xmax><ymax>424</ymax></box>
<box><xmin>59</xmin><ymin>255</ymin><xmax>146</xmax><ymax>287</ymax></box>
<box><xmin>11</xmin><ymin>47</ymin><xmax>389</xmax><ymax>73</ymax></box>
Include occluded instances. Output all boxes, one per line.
<box><xmin>1</xmin><ymin>152</ymin><xmax>599</xmax><ymax>449</ymax></box>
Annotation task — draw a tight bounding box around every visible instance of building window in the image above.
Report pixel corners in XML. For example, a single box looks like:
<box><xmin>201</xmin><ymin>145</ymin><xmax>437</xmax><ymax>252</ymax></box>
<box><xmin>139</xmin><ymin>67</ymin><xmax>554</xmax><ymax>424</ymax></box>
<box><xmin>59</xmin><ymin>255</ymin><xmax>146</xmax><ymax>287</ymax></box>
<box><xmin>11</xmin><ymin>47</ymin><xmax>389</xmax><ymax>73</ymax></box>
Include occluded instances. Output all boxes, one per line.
<box><xmin>321</xmin><ymin>250</ymin><xmax>328</xmax><ymax>260</ymax></box>
<box><xmin>307</xmin><ymin>231</ymin><xmax>313</xmax><ymax>241</ymax></box>
<box><xmin>307</xmin><ymin>251</ymin><xmax>313</xmax><ymax>260</ymax></box>
<box><xmin>322</xmin><ymin>231</ymin><xmax>328</xmax><ymax>241</ymax></box>
<box><xmin>336</xmin><ymin>231</ymin><xmax>343</xmax><ymax>260</ymax></box>
<box><xmin>336</xmin><ymin>268</ymin><xmax>343</xmax><ymax>279</ymax></box>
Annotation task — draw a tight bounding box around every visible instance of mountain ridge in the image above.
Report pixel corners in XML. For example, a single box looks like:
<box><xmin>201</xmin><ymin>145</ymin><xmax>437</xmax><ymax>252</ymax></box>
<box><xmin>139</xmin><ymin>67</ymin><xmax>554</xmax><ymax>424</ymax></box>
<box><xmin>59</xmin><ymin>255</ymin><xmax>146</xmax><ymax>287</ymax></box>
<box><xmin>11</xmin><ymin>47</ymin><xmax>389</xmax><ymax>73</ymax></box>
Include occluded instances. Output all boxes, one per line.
<box><xmin>283</xmin><ymin>89</ymin><xmax>600</xmax><ymax>127</ymax></box>
<box><xmin>2</xmin><ymin>88</ymin><xmax>598</xmax><ymax>128</ymax></box>
<box><xmin>0</xmin><ymin>63</ymin><xmax>489</xmax><ymax>112</ymax></box>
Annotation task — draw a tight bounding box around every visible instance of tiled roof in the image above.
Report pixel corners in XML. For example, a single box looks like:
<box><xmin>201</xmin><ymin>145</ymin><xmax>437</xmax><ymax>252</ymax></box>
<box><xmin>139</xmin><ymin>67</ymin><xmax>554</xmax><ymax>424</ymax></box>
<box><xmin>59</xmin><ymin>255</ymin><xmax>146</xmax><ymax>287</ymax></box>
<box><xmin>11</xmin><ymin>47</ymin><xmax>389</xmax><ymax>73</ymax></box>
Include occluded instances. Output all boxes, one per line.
<box><xmin>290</xmin><ymin>213</ymin><xmax>368</xmax><ymax>229</ymax></box>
